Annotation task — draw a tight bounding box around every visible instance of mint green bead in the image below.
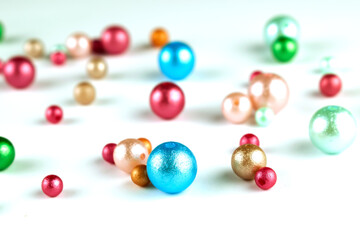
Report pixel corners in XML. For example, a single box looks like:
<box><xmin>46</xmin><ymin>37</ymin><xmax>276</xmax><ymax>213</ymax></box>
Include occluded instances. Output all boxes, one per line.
<box><xmin>264</xmin><ymin>15</ymin><xmax>300</xmax><ymax>46</ymax></box>
<box><xmin>309</xmin><ymin>106</ymin><xmax>357</xmax><ymax>155</ymax></box>
<box><xmin>0</xmin><ymin>21</ymin><xmax>4</xmax><ymax>42</ymax></box>
<box><xmin>255</xmin><ymin>107</ymin><xmax>275</xmax><ymax>127</ymax></box>
<box><xmin>319</xmin><ymin>56</ymin><xmax>336</xmax><ymax>74</ymax></box>
<box><xmin>50</xmin><ymin>44</ymin><xmax>68</xmax><ymax>54</ymax></box>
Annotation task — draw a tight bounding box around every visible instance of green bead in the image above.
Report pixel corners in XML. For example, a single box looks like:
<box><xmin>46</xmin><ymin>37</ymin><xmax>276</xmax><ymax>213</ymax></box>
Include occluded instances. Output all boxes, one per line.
<box><xmin>50</xmin><ymin>44</ymin><xmax>68</xmax><ymax>55</ymax></box>
<box><xmin>0</xmin><ymin>21</ymin><xmax>4</xmax><ymax>42</ymax></box>
<box><xmin>0</xmin><ymin>137</ymin><xmax>15</xmax><ymax>171</ymax></box>
<box><xmin>264</xmin><ymin>15</ymin><xmax>300</xmax><ymax>46</ymax></box>
<box><xmin>271</xmin><ymin>36</ymin><xmax>298</xmax><ymax>62</ymax></box>
<box><xmin>319</xmin><ymin>56</ymin><xmax>336</xmax><ymax>74</ymax></box>
<box><xmin>309</xmin><ymin>106</ymin><xmax>357</xmax><ymax>155</ymax></box>
<box><xmin>255</xmin><ymin>107</ymin><xmax>275</xmax><ymax>127</ymax></box>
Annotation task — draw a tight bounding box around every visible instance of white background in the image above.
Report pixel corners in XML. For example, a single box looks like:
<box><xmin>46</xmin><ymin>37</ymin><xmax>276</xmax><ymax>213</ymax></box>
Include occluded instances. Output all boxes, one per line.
<box><xmin>1</xmin><ymin>0</ymin><xmax>360</xmax><ymax>239</ymax></box>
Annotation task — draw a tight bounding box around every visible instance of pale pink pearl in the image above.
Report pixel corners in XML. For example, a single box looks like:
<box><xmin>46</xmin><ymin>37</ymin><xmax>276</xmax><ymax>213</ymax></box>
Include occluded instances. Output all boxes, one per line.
<box><xmin>222</xmin><ymin>92</ymin><xmax>253</xmax><ymax>124</ymax></box>
<box><xmin>66</xmin><ymin>33</ymin><xmax>92</xmax><ymax>58</ymax></box>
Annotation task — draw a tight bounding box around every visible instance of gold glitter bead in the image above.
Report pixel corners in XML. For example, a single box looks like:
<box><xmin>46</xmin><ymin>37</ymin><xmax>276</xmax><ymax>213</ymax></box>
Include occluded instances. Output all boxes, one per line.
<box><xmin>74</xmin><ymin>82</ymin><xmax>96</xmax><ymax>105</ymax></box>
<box><xmin>86</xmin><ymin>57</ymin><xmax>108</xmax><ymax>79</ymax></box>
<box><xmin>131</xmin><ymin>164</ymin><xmax>150</xmax><ymax>187</ymax></box>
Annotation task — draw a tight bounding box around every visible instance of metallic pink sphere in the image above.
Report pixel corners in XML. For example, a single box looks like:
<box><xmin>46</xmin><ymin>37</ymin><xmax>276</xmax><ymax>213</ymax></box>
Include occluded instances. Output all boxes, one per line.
<box><xmin>50</xmin><ymin>51</ymin><xmax>67</xmax><ymax>66</ymax></box>
<box><xmin>319</xmin><ymin>74</ymin><xmax>342</xmax><ymax>97</ymax></box>
<box><xmin>240</xmin><ymin>133</ymin><xmax>260</xmax><ymax>146</ymax></box>
<box><xmin>250</xmin><ymin>70</ymin><xmax>262</xmax><ymax>81</ymax></box>
<box><xmin>102</xmin><ymin>143</ymin><xmax>116</xmax><ymax>164</ymax></box>
<box><xmin>101</xmin><ymin>26</ymin><xmax>130</xmax><ymax>55</ymax></box>
<box><xmin>255</xmin><ymin>167</ymin><xmax>277</xmax><ymax>190</ymax></box>
<box><xmin>41</xmin><ymin>175</ymin><xmax>63</xmax><ymax>197</ymax></box>
<box><xmin>45</xmin><ymin>105</ymin><xmax>63</xmax><ymax>124</ymax></box>
<box><xmin>3</xmin><ymin>56</ymin><xmax>35</xmax><ymax>89</ymax></box>
<box><xmin>150</xmin><ymin>82</ymin><xmax>185</xmax><ymax>120</ymax></box>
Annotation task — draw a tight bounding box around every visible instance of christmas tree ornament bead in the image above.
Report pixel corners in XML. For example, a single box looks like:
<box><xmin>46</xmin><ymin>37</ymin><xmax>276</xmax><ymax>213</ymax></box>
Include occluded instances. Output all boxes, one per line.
<box><xmin>309</xmin><ymin>106</ymin><xmax>357</xmax><ymax>155</ymax></box>
<box><xmin>101</xmin><ymin>25</ymin><xmax>130</xmax><ymax>55</ymax></box>
<box><xmin>250</xmin><ymin>70</ymin><xmax>262</xmax><ymax>81</ymax></box>
<box><xmin>41</xmin><ymin>175</ymin><xmax>63</xmax><ymax>198</ymax></box>
<box><xmin>74</xmin><ymin>82</ymin><xmax>96</xmax><ymax>105</ymax></box>
<box><xmin>66</xmin><ymin>33</ymin><xmax>92</xmax><ymax>58</ymax></box>
<box><xmin>0</xmin><ymin>21</ymin><xmax>4</xmax><ymax>42</ymax></box>
<box><xmin>271</xmin><ymin>36</ymin><xmax>298</xmax><ymax>62</ymax></box>
<box><xmin>248</xmin><ymin>73</ymin><xmax>289</xmax><ymax>114</ymax></box>
<box><xmin>0</xmin><ymin>137</ymin><xmax>15</xmax><ymax>171</ymax></box>
<box><xmin>240</xmin><ymin>133</ymin><xmax>260</xmax><ymax>146</ymax></box>
<box><xmin>147</xmin><ymin>142</ymin><xmax>197</xmax><ymax>194</ymax></box>
<box><xmin>222</xmin><ymin>92</ymin><xmax>253</xmax><ymax>124</ymax></box>
<box><xmin>255</xmin><ymin>167</ymin><xmax>277</xmax><ymax>190</ymax></box>
<box><xmin>113</xmin><ymin>139</ymin><xmax>149</xmax><ymax>174</ymax></box>
<box><xmin>3</xmin><ymin>56</ymin><xmax>35</xmax><ymax>89</ymax></box>
<box><xmin>137</xmin><ymin>138</ymin><xmax>152</xmax><ymax>154</ymax></box>
<box><xmin>159</xmin><ymin>41</ymin><xmax>195</xmax><ymax>80</ymax></box>
<box><xmin>50</xmin><ymin>51</ymin><xmax>67</xmax><ymax>66</ymax></box>
<box><xmin>86</xmin><ymin>57</ymin><xmax>108</xmax><ymax>79</ymax></box>
<box><xmin>92</xmin><ymin>38</ymin><xmax>105</xmax><ymax>54</ymax></box>
<box><xmin>102</xmin><ymin>143</ymin><xmax>116</xmax><ymax>164</ymax></box>
<box><xmin>264</xmin><ymin>15</ymin><xmax>300</xmax><ymax>46</ymax></box>
<box><xmin>231</xmin><ymin>144</ymin><xmax>267</xmax><ymax>180</ymax></box>
<box><xmin>319</xmin><ymin>74</ymin><xmax>341</xmax><ymax>97</ymax></box>
<box><xmin>151</xmin><ymin>28</ymin><xmax>169</xmax><ymax>47</ymax></box>
<box><xmin>255</xmin><ymin>107</ymin><xmax>275</xmax><ymax>127</ymax></box>
<box><xmin>131</xmin><ymin>165</ymin><xmax>150</xmax><ymax>187</ymax></box>
<box><xmin>24</xmin><ymin>39</ymin><xmax>45</xmax><ymax>58</ymax></box>
<box><xmin>45</xmin><ymin>105</ymin><xmax>63</xmax><ymax>124</ymax></box>
<box><xmin>150</xmin><ymin>82</ymin><xmax>185</xmax><ymax>120</ymax></box>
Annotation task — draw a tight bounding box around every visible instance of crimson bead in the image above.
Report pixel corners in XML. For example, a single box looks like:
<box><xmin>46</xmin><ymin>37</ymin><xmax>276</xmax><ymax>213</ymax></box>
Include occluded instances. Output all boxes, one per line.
<box><xmin>240</xmin><ymin>133</ymin><xmax>260</xmax><ymax>146</ymax></box>
<box><xmin>101</xmin><ymin>25</ymin><xmax>130</xmax><ymax>55</ymax></box>
<box><xmin>50</xmin><ymin>51</ymin><xmax>66</xmax><ymax>66</ymax></box>
<box><xmin>45</xmin><ymin>105</ymin><xmax>63</xmax><ymax>124</ymax></box>
<box><xmin>254</xmin><ymin>167</ymin><xmax>277</xmax><ymax>190</ymax></box>
<box><xmin>102</xmin><ymin>143</ymin><xmax>116</xmax><ymax>164</ymax></box>
<box><xmin>0</xmin><ymin>58</ymin><xmax>3</xmax><ymax>74</ymax></box>
<box><xmin>250</xmin><ymin>70</ymin><xmax>262</xmax><ymax>81</ymax></box>
<box><xmin>92</xmin><ymin>38</ymin><xmax>105</xmax><ymax>54</ymax></box>
<box><xmin>41</xmin><ymin>175</ymin><xmax>63</xmax><ymax>197</ymax></box>
<box><xmin>319</xmin><ymin>74</ymin><xmax>342</xmax><ymax>97</ymax></box>
<box><xmin>3</xmin><ymin>56</ymin><xmax>35</xmax><ymax>89</ymax></box>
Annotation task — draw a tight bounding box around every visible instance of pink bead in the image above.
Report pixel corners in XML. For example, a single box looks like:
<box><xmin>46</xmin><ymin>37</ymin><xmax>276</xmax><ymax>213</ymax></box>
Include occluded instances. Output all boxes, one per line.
<box><xmin>240</xmin><ymin>133</ymin><xmax>260</xmax><ymax>146</ymax></box>
<box><xmin>41</xmin><ymin>175</ymin><xmax>63</xmax><ymax>197</ymax></box>
<box><xmin>319</xmin><ymin>74</ymin><xmax>341</xmax><ymax>97</ymax></box>
<box><xmin>250</xmin><ymin>70</ymin><xmax>262</xmax><ymax>81</ymax></box>
<box><xmin>254</xmin><ymin>167</ymin><xmax>277</xmax><ymax>190</ymax></box>
<box><xmin>92</xmin><ymin>38</ymin><xmax>105</xmax><ymax>54</ymax></box>
<box><xmin>150</xmin><ymin>82</ymin><xmax>185</xmax><ymax>120</ymax></box>
<box><xmin>50</xmin><ymin>51</ymin><xmax>67</xmax><ymax>66</ymax></box>
<box><xmin>102</xmin><ymin>143</ymin><xmax>116</xmax><ymax>164</ymax></box>
<box><xmin>3</xmin><ymin>56</ymin><xmax>35</xmax><ymax>89</ymax></box>
<box><xmin>101</xmin><ymin>25</ymin><xmax>130</xmax><ymax>55</ymax></box>
<box><xmin>45</xmin><ymin>105</ymin><xmax>63</xmax><ymax>124</ymax></box>
<box><xmin>0</xmin><ymin>59</ymin><xmax>3</xmax><ymax>74</ymax></box>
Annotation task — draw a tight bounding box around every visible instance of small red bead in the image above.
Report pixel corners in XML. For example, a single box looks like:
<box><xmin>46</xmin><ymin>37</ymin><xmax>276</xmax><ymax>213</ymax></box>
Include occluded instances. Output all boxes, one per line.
<box><xmin>250</xmin><ymin>70</ymin><xmax>262</xmax><ymax>81</ymax></box>
<box><xmin>101</xmin><ymin>25</ymin><xmax>130</xmax><ymax>55</ymax></box>
<box><xmin>254</xmin><ymin>167</ymin><xmax>277</xmax><ymax>190</ymax></box>
<box><xmin>50</xmin><ymin>51</ymin><xmax>67</xmax><ymax>66</ymax></box>
<box><xmin>92</xmin><ymin>38</ymin><xmax>105</xmax><ymax>54</ymax></box>
<box><xmin>41</xmin><ymin>175</ymin><xmax>63</xmax><ymax>197</ymax></box>
<box><xmin>45</xmin><ymin>105</ymin><xmax>63</xmax><ymax>124</ymax></box>
<box><xmin>319</xmin><ymin>74</ymin><xmax>341</xmax><ymax>97</ymax></box>
<box><xmin>240</xmin><ymin>133</ymin><xmax>260</xmax><ymax>146</ymax></box>
<box><xmin>102</xmin><ymin>143</ymin><xmax>116</xmax><ymax>164</ymax></box>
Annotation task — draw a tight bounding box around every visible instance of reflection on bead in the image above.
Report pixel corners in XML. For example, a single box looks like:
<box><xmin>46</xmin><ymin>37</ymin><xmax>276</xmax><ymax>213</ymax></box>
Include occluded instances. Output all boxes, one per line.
<box><xmin>74</xmin><ymin>82</ymin><xmax>96</xmax><ymax>105</ymax></box>
<box><xmin>41</xmin><ymin>175</ymin><xmax>63</xmax><ymax>197</ymax></box>
<box><xmin>309</xmin><ymin>106</ymin><xmax>357</xmax><ymax>154</ymax></box>
<box><xmin>271</xmin><ymin>36</ymin><xmax>298</xmax><ymax>62</ymax></box>
<box><xmin>86</xmin><ymin>57</ymin><xmax>108</xmax><ymax>79</ymax></box>
<box><xmin>222</xmin><ymin>92</ymin><xmax>253</xmax><ymax>124</ymax></box>
<box><xmin>264</xmin><ymin>15</ymin><xmax>300</xmax><ymax>46</ymax></box>
<box><xmin>0</xmin><ymin>137</ymin><xmax>15</xmax><ymax>171</ymax></box>
<box><xmin>255</xmin><ymin>107</ymin><xmax>275</xmax><ymax>127</ymax></box>
<box><xmin>24</xmin><ymin>39</ymin><xmax>45</xmax><ymax>58</ymax></box>
<box><xmin>131</xmin><ymin>165</ymin><xmax>150</xmax><ymax>187</ymax></box>
<box><xmin>319</xmin><ymin>74</ymin><xmax>341</xmax><ymax>97</ymax></box>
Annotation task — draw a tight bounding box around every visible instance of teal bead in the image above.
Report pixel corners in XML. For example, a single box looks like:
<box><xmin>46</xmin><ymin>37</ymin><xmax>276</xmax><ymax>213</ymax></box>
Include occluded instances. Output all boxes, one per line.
<box><xmin>0</xmin><ymin>21</ymin><xmax>4</xmax><ymax>42</ymax></box>
<box><xmin>271</xmin><ymin>36</ymin><xmax>298</xmax><ymax>62</ymax></box>
<box><xmin>309</xmin><ymin>106</ymin><xmax>357</xmax><ymax>155</ymax></box>
<box><xmin>255</xmin><ymin>107</ymin><xmax>275</xmax><ymax>127</ymax></box>
<box><xmin>264</xmin><ymin>15</ymin><xmax>300</xmax><ymax>46</ymax></box>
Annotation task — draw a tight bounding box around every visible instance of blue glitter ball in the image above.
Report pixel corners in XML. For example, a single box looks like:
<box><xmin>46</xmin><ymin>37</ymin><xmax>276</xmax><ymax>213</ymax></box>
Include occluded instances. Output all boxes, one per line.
<box><xmin>147</xmin><ymin>141</ymin><xmax>197</xmax><ymax>194</ymax></box>
<box><xmin>158</xmin><ymin>42</ymin><xmax>195</xmax><ymax>80</ymax></box>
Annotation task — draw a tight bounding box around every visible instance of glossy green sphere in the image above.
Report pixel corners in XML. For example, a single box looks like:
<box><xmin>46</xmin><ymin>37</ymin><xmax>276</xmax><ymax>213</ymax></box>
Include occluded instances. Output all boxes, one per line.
<box><xmin>309</xmin><ymin>106</ymin><xmax>357</xmax><ymax>155</ymax></box>
<box><xmin>0</xmin><ymin>21</ymin><xmax>4</xmax><ymax>42</ymax></box>
<box><xmin>271</xmin><ymin>36</ymin><xmax>298</xmax><ymax>62</ymax></box>
<box><xmin>0</xmin><ymin>137</ymin><xmax>15</xmax><ymax>170</ymax></box>
<box><xmin>255</xmin><ymin>107</ymin><xmax>275</xmax><ymax>127</ymax></box>
<box><xmin>264</xmin><ymin>15</ymin><xmax>300</xmax><ymax>46</ymax></box>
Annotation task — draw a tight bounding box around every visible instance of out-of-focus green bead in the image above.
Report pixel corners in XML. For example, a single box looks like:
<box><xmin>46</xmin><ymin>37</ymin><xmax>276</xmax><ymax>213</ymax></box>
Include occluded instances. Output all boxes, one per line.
<box><xmin>0</xmin><ymin>22</ymin><xmax>4</xmax><ymax>42</ymax></box>
<box><xmin>50</xmin><ymin>44</ymin><xmax>68</xmax><ymax>54</ymax></box>
<box><xmin>255</xmin><ymin>107</ymin><xmax>275</xmax><ymax>127</ymax></box>
<box><xmin>319</xmin><ymin>56</ymin><xmax>336</xmax><ymax>74</ymax></box>
<box><xmin>264</xmin><ymin>15</ymin><xmax>300</xmax><ymax>46</ymax></box>
<box><xmin>0</xmin><ymin>137</ymin><xmax>15</xmax><ymax>171</ymax></box>
<box><xmin>271</xmin><ymin>36</ymin><xmax>298</xmax><ymax>62</ymax></box>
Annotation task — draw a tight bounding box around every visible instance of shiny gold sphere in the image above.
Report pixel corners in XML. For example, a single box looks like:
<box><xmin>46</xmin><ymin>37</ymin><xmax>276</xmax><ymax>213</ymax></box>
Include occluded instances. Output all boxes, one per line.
<box><xmin>131</xmin><ymin>164</ymin><xmax>150</xmax><ymax>187</ymax></box>
<box><xmin>24</xmin><ymin>39</ymin><xmax>45</xmax><ymax>58</ymax></box>
<box><xmin>74</xmin><ymin>82</ymin><xmax>96</xmax><ymax>105</ymax></box>
<box><xmin>86</xmin><ymin>57</ymin><xmax>108</xmax><ymax>79</ymax></box>
<box><xmin>137</xmin><ymin>138</ymin><xmax>152</xmax><ymax>154</ymax></box>
<box><xmin>231</xmin><ymin>144</ymin><xmax>267</xmax><ymax>180</ymax></box>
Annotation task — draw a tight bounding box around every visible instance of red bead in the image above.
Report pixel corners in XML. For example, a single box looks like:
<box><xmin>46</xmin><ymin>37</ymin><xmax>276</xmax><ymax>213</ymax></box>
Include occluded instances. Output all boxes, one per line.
<box><xmin>150</xmin><ymin>82</ymin><xmax>185</xmax><ymax>120</ymax></box>
<box><xmin>3</xmin><ymin>56</ymin><xmax>35</xmax><ymax>89</ymax></box>
<box><xmin>254</xmin><ymin>167</ymin><xmax>277</xmax><ymax>190</ymax></box>
<box><xmin>41</xmin><ymin>175</ymin><xmax>63</xmax><ymax>197</ymax></box>
<box><xmin>0</xmin><ymin>58</ymin><xmax>3</xmax><ymax>74</ymax></box>
<box><xmin>319</xmin><ymin>74</ymin><xmax>342</xmax><ymax>97</ymax></box>
<box><xmin>250</xmin><ymin>70</ymin><xmax>262</xmax><ymax>81</ymax></box>
<box><xmin>45</xmin><ymin>105</ymin><xmax>63</xmax><ymax>124</ymax></box>
<box><xmin>50</xmin><ymin>51</ymin><xmax>67</xmax><ymax>66</ymax></box>
<box><xmin>101</xmin><ymin>25</ymin><xmax>130</xmax><ymax>55</ymax></box>
<box><xmin>92</xmin><ymin>38</ymin><xmax>105</xmax><ymax>54</ymax></box>
<box><xmin>240</xmin><ymin>133</ymin><xmax>260</xmax><ymax>146</ymax></box>
<box><xmin>102</xmin><ymin>143</ymin><xmax>116</xmax><ymax>164</ymax></box>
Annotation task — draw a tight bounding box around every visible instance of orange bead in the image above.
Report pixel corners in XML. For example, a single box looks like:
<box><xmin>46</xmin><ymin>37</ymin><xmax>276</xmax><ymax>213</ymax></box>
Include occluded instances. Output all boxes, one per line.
<box><xmin>137</xmin><ymin>138</ymin><xmax>152</xmax><ymax>154</ymax></box>
<box><xmin>150</xmin><ymin>28</ymin><xmax>169</xmax><ymax>47</ymax></box>
<box><xmin>131</xmin><ymin>165</ymin><xmax>150</xmax><ymax>187</ymax></box>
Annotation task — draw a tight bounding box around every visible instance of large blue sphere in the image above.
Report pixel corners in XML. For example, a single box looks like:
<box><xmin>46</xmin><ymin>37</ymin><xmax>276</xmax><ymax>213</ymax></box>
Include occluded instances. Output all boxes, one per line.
<box><xmin>158</xmin><ymin>42</ymin><xmax>195</xmax><ymax>80</ymax></box>
<box><xmin>147</xmin><ymin>141</ymin><xmax>197</xmax><ymax>194</ymax></box>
